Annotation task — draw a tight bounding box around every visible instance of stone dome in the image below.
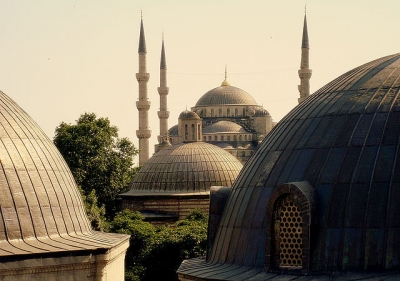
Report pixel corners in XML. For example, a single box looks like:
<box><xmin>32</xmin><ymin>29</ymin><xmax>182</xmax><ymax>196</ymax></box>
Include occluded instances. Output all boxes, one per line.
<box><xmin>179</xmin><ymin>53</ymin><xmax>400</xmax><ymax>279</ymax></box>
<box><xmin>0</xmin><ymin>90</ymin><xmax>127</xmax><ymax>258</ymax></box>
<box><xmin>123</xmin><ymin>142</ymin><xmax>242</xmax><ymax>196</ymax></box>
<box><xmin>254</xmin><ymin>108</ymin><xmax>270</xmax><ymax>116</ymax></box>
<box><xmin>203</xmin><ymin>121</ymin><xmax>247</xmax><ymax>134</ymax></box>
<box><xmin>168</xmin><ymin>124</ymin><xmax>179</xmax><ymax>136</ymax></box>
<box><xmin>179</xmin><ymin>110</ymin><xmax>200</xmax><ymax>119</ymax></box>
<box><xmin>195</xmin><ymin>85</ymin><xmax>258</xmax><ymax>107</ymax></box>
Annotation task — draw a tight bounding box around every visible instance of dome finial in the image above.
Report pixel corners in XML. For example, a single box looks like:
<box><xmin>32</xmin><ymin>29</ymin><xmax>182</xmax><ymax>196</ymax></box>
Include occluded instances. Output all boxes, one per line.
<box><xmin>305</xmin><ymin>4</ymin><xmax>307</xmax><ymax>14</ymax></box>
<box><xmin>221</xmin><ymin>65</ymin><xmax>230</xmax><ymax>86</ymax></box>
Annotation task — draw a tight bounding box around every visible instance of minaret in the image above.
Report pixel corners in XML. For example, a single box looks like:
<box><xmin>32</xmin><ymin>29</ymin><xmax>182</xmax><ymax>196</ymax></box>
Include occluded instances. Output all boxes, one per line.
<box><xmin>157</xmin><ymin>34</ymin><xmax>170</xmax><ymax>143</ymax></box>
<box><xmin>136</xmin><ymin>14</ymin><xmax>151</xmax><ymax>166</ymax></box>
<box><xmin>298</xmin><ymin>9</ymin><xmax>312</xmax><ymax>104</ymax></box>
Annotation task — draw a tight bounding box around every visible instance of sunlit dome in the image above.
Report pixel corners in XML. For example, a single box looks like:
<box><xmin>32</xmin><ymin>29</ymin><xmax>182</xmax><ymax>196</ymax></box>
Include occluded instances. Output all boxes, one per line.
<box><xmin>123</xmin><ymin>142</ymin><xmax>243</xmax><ymax>196</ymax></box>
<box><xmin>195</xmin><ymin>84</ymin><xmax>258</xmax><ymax>107</ymax></box>
<box><xmin>0</xmin><ymin>90</ymin><xmax>127</xmax><ymax>258</ymax></box>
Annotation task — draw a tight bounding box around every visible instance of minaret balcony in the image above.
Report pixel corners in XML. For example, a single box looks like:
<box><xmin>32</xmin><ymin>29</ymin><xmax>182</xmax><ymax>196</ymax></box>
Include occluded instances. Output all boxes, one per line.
<box><xmin>157</xmin><ymin>87</ymin><xmax>169</xmax><ymax>95</ymax></box>
<box><xmin>298</xmin><ymin>69</ymin><xmax>312</xmax><ymax>79</ymax></box>
<box><xmin>136</xmin><ymin>129</ymin><xmax>152</xmax><ymax>139</ymax></box>
<box><xmin>157</xmin><ymin>111</ymin><xmax>170</xmax><ymax>119</ymax></box>
<box><xmin>136</xmin><ymin>100</ymin><xmax>151</xmax><ymax>110</ymax></box>
<box><xmin>136</xmin><ymin>73</ymin><xmax>150</xmax><ymax>82</ymax></box>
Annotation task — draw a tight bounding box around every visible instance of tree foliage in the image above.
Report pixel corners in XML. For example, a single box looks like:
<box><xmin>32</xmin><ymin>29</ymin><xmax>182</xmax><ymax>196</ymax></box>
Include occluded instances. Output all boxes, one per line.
<box><xmin>54</xmin><ymin>112</ymin><xmax>139</xmax><ymax>221</ymax></box>
<box><xmin>108</xmin><ymin>209</ymin><xmax>208</xmax><ymax>281</ymax></box>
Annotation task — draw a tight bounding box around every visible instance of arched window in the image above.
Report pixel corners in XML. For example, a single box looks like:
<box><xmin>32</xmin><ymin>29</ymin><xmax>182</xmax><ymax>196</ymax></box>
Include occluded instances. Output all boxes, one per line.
<box><xmin>245</xmin><ymin>135</ymin><xmax>247</xmax><ymax>141</ymax></box>
<box><xmin>227</xmin><ymin>108</ymin><xmax>230</xmax><ymax>116</ymax></box>
<box><xmin>227</xmin><ymin>136</ymin><xmax>231</xmax><ymax>141</ymax></box>
<box><xmin>208</xmin><ymin>136</ymin><xmax>212</xmax><ymax>141</ymax></box>
<box><xmin>239</xmin><ymin>135</ymin><xmax>242</xmax><ymax>141</ymax></box>
<box><xmin>265</xmin><ymin>182</ymin><xmax>315</xmax><ymax>272</ymax></box>
<box><xmin>211</xmin><ymin>109</ymin><xmax>214</xmax><ymax>117</ymax></box>
<box><xmin>185</xmin><ymin>124</ymin><xmax>188</xmax><ymax>140</ymax></box>
<box><xmin>234</xmin><ymin>135</ymin><xmax>237</xmax><ymax>141</ymax></box>
<box><xmin>198</xmin><ymin>124</ymin><xmax>201</xmax><ymax>140</ymax></box>
<box><xmin>191</xmin><ymin>124</ymin><xmax>195</xmax><ymax>140</ymax></box>
<box><xmin>203</xmin><ymin>136</ymin><xmax>206</xmax><ymax>141</ymax></box>
<box><xmin>242</xmin><ymin>108</ymin><xmax>246</xmax><ymax>116</ymax></box>
<box><xmin>219</xmin><ymin>108</ymin><xmax>222</xmax><ymax>116</ymax></box>
<box><xmin>214</xmin><ymin>136</ymin><xmax>218</xmax><ymax>141</ymax></box>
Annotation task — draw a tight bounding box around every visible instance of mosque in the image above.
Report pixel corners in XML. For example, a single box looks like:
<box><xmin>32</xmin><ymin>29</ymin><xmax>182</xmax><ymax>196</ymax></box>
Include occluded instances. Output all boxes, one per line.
<box><xmin>120</xmin><ymin>14</ymin><xmax>312</xmax><ymax>223</ymax></box>
<box><xmin>176</xmin><ymin>16</ymin><xmax>400</xmax><ymax>281</ymax></box>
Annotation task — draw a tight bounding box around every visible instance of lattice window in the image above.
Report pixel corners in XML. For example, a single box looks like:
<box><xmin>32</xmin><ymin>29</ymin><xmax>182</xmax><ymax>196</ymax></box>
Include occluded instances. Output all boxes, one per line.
<box><xmin>274</xmin><ymin>195</ymin><xmax>303</xmax><ymax>269</ymax></box>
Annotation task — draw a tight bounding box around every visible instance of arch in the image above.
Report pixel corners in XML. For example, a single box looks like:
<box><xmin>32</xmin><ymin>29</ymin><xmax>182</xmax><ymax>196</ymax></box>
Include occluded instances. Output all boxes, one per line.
<box><xmin>227</xmin><ymin>108</ymin><xmax>231</xmax><ymax>116</ymax></box>
<box><xmin>239</xmin><ymin>135</ymin><xmax>242</xmax><ymax>141</ymax></box>
<box><xmin>211</xmin><ymin>109</ymin><xmax>214</xmax><ymax>117</ymax></box>
<box><xmin>198</xmin><ymin>124</ymin><xmax>201</xmax><ymax>140</ymax></box>
<box><xmin>208</xmin><ymin>136</ymin><xmax>212</xmax><ymax>141</ymax></box>
<box><xmin>191</xmin><ymin>124</ymin><xmax>195</xmax><ymax>140</ymax></box>
<box><xmin>219</xmin><ymin>108</ymin><xmax>222</xmax><ymax>116</ymax></box>
<box><xmin>234</xmin><ymin>135</ymin><xmax>237</xmax><ymax>141</ymax></box>
<box><xmin>184</xmin><ymin>124</ymin><xmax>188</xmax><ymax>140</ymax></box>
<box><xmin>203</xmin><ymin>136</ymin><xmax>206</xmax><ymax>141</ymax></box>
<box><xmin>235</xmin><ymin>108</ymin><xmax>238</xmax><ymax>116</ymax></box>
<box><xmin>242</xmin><ymin>108</ymin><xmax>246</xmax><ymax>116</ymax></box>
<box><xmin>227</xmin><ymin>136</ymin><xmax>231</xmax><ymax>141</ymax></box>
<box><xmin>214</xmin><ymin>135</ymin><xmax>218</xmax><ymax>141</ymax></box>
<box><xmin>265</xmin><ymin>181</ymin><xmax>315</xmax><ymax>272</ymax></box>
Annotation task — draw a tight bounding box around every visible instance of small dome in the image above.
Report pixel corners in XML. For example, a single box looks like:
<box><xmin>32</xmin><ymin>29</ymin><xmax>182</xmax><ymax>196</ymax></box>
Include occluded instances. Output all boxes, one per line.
<box><xmin>123</xmin><ymin>142</ymin><xmax>243</xmax><ymax>195</ymax></box>
<box><xmin>203</xmin><ymin>121</ymin><xmax>247</xmax><ymax>134</ymax></box>
<box><xmin>195</xmin><ymin>85</ymin><xmax>258</xmax><ymax>107</ymax></box>
<box><xmin>168</xmin><ymin>124</ymin><xmax>179</xmax><ymax>136</ymax></box>
<box><xmin>178</xmin><ymin>110</ymin><xmax>200</xmax><ymax>119</ymax></box>
<box><xmin>253</xmin><ymin>108</ymin><xmax>270</xmax><ymax>116</ymax></box>
<box><xmin>0</xmin><ymin>90</ymin><xmax>125</xmax><ymax>258</ymax></box>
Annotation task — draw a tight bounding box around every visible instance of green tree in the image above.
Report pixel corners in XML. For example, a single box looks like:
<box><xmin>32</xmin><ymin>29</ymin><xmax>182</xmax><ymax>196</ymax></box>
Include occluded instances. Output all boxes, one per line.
<box><xmin>54</xmin><ymin>112</ymin><xmax>139</xmax><ymax>220</ymax></box>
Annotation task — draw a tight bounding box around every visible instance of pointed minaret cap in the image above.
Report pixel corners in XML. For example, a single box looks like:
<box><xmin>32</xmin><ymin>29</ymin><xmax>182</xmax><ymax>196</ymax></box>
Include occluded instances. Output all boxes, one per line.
<box><xmin>160</xmin><ymin>34</ymin><xmax>167</xmax><ymax>70</ymax></box>
<box><xmin>302</xmin><ymin>8</ymin><xmax>309</xmax><ymax>49</ymax></box>
<box><xmin>138</xmin><ymin>13</ymin><xmax>147</xmax><ymax>53</ymax></box>
<box><xmin>221</xmin><ymin>65</ymin><xmax>230</xmax><ymax>86</ymax></box>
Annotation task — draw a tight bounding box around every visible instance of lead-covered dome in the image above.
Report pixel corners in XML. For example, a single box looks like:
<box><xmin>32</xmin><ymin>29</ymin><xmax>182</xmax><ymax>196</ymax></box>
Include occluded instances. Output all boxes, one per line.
<box><xmin>123</xmin><ymin>142</ymin><xmax>242</xmax><ymax>195</ymax></box>
<box><xmin>179</xmin><ymin>53</ymin><xmax>400</xmax><ymax>279</ymax></box>
<box><xmin>195</xmin><ymin>84</ymin><xmax>258</xmax><ymax>107</ymax></box>
<box><xmin>0</xmin><ymin>90</ymin><xmax>126</xmax><ymax>258</ymax></box>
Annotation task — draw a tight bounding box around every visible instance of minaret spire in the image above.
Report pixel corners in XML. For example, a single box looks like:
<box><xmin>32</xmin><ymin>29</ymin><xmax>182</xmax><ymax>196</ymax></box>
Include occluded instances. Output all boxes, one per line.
<box><xmin>221</xmin><ymin>65</ymin><xmax>230</xmax><ymax>86</ymax></box>
<box><xmin>136</xmin><ymin>14</ymin><xmax>151</xmax><ymax>165</ymax></box>
<box><xmin>298</xmin><ymin>8</ymin><xmax>312</xmax><ymax>104</ymax></box>
<box><xmin>157</xmin><ymin>34</ymin><xmax>170</xmax><ymax>151</ymax></box>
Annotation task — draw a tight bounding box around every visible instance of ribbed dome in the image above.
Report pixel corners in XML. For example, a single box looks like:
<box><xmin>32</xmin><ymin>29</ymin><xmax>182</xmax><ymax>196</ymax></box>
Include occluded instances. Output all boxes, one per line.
<box><xmin>123</xmin><ymin>142</ymin><xmax>242</xmax><ymax>196</ymax></box>
<box><xmin>195</xmin><ymin>85</ymin><xmax>258</xmax><ymax>107</ymax></box>
<box><xmin>179</xmin><ymin>110</ymin><xmax>200</xmax><ymax>119</ymax></box>
<box><xmin>179</xmin><ymin>53</ymin><xmax>400</xmax><ymax>279</ymax></box>
<box><xmin>0</xmin><ymin>90</ymin><xmax>126</xmax><ymax>258</ymax></box>
<box><xmin>203</xmin><ymin>121</ymin><xmax>247</xmax><ymax>134</ymax></box>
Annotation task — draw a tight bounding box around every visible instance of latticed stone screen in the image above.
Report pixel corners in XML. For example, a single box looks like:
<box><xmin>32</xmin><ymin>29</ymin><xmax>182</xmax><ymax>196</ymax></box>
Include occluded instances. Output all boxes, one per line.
<box><xmin>275</xmin><ymin>195</ymin><xmax>303</xmax><ymax>269</ymax></box>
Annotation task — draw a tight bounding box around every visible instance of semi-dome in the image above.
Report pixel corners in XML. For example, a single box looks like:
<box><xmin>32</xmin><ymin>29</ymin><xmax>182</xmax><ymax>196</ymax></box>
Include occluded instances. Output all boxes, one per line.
<box><xmin>0</xmin><ymin>90</ymin><xmax>127</xmax><ymax>258</ymax></box>
<box><xmin>179</xmin><ymin>109</ymin><xmax>200</xmax><ymax>119</ymax></box>
<box><xmin>179</xmin><ymin>53</ymin><xmax>400</xmax><ymax>279</ymax></box>
<box><xmin>195</xmin><ymin>84</ymin><xmax>258</xmax><ymax>107</ymax></box>
<box><xmin>123</xmin><ymin>142</ymin><xmax>242</xmax><ymax>196</ymax></box>
<box><xmin>203</xmin><ymin>121</ymin><xmax>247</xmax><ymax>134</ymax></box>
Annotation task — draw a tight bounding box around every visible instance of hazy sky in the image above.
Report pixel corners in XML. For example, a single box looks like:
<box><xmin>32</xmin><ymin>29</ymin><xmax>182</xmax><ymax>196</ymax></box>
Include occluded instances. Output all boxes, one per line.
<box><xmin>1</xmin><ymin>1</ymin><xmax>399</xmax><ymax>165</ymax></box>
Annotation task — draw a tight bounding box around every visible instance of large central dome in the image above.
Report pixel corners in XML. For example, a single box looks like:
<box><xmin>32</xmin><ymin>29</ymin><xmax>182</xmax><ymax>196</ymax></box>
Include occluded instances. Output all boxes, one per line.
<box><xmin>195</xmin><ymin>85</ymin><xmax>258</xmax><ymax>107</ymax></box>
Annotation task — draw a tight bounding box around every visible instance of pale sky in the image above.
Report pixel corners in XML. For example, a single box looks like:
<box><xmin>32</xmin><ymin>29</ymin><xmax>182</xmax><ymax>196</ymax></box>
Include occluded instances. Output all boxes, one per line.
<box><xmin>0</xmin><ymin>1</ymin><xmax>399</xmax><ymax>165</ymax></box>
